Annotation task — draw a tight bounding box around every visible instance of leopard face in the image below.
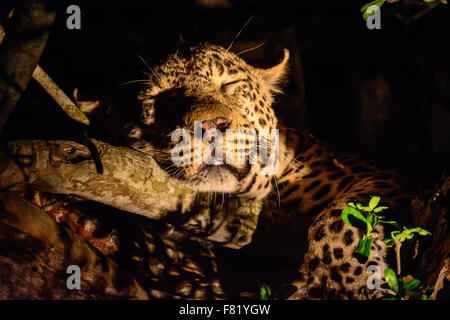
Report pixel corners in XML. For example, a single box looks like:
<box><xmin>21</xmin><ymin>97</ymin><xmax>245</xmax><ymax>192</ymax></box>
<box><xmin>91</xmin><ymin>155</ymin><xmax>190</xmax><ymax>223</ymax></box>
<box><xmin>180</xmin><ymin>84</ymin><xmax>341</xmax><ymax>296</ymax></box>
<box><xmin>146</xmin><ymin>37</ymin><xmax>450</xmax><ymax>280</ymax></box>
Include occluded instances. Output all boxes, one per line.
<box><xmin>128</xmin><ymin>43</ymin><xmax>290</xmax><ymax>198</ymax></box>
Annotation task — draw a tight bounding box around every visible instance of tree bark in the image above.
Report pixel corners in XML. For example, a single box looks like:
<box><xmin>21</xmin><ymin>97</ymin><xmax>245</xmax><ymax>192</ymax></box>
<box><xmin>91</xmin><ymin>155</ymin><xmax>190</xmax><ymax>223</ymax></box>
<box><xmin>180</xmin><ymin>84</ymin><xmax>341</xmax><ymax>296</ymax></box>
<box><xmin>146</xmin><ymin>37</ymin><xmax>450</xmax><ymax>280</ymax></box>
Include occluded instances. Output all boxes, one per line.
<box><xmin>4</xmin><ymin>139</ymin><xmax>197</xmax><ymax>220</ymax></box>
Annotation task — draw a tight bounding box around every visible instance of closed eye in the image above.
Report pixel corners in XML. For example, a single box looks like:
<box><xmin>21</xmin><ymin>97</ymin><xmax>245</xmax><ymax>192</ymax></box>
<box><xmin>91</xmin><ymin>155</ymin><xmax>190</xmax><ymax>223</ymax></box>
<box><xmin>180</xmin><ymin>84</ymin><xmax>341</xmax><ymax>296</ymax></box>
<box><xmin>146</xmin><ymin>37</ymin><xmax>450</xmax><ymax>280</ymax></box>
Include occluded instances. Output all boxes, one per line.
<box><xmin>221</xmin><ymin>79</ymin><xmax>244</xmax><ymax>92</ymax></box>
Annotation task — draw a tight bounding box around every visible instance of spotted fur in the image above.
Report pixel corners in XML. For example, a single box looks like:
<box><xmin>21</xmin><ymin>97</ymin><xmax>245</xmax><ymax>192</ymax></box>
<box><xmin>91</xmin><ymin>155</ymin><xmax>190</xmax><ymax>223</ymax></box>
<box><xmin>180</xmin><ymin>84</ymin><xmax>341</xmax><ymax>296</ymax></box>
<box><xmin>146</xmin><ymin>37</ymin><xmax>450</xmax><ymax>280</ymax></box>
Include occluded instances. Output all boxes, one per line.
<box><xmin>127</xmin><ymin>43</ymin><xmax>415</xmax><ymax>299</ymax></box>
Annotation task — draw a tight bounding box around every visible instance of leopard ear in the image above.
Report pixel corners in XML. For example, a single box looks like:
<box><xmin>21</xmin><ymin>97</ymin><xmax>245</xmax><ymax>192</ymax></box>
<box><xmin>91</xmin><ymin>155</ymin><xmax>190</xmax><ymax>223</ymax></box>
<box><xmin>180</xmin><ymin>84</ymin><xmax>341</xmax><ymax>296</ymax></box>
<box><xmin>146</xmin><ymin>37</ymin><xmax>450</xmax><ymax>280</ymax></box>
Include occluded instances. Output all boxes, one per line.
<box><xmin>259</xmin><ymin>49</ymin><xmax>290</xmax><ymax>93</ymax></box>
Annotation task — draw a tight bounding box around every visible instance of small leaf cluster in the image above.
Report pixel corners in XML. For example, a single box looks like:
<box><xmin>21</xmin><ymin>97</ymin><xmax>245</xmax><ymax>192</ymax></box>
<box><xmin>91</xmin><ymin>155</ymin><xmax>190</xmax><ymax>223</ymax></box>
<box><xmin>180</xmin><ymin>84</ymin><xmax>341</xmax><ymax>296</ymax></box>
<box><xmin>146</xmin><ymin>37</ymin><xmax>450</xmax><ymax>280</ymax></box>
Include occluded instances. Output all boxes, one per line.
<box><xmin>341</xmin><ymin>195</ymin><xmax>433</xmax><ymax>300</ymax></box>
<box><xmin>383</xmin><ymin>227</ymin><xmax>431</xmax><ymax>247</ymax></box>
<box><xmin>341</xmin><ymin>196</ymin><xmax>390</xmax><ymax>260</ymax></box>
<box><xmin>383</xmin><ymin>268</ymin><xmax>433</xmax><ymax>300</ymax></box>
<box><xmin>341</xmin><ymin>196</ymin><xmax>431</xmax><ymax>260</ymax></box>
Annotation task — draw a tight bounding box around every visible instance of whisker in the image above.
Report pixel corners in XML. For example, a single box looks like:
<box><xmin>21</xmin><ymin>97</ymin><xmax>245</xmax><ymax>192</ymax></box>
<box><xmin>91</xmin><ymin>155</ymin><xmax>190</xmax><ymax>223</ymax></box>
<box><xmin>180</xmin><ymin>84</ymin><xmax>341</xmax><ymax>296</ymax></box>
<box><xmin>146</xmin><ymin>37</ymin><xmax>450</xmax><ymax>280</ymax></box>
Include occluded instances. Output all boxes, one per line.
<box><xmin>236</xmin><ymin>39</ymin><xmax>268</xmax><ymax>57</ymax></box>
<box><xmin>137</xmin><ymin>53</ymin><xmax>161</xmax><ymax>84</ymax></box>
<box><xmin>140</xmin><ymin>70</ymin><xmax>157</xmax><ymax>82</ymax></box>
<box><xmin>226</xmin><ymin>14</ymin><xmax>255</xmax><ymax>53</ymax></box>
<box><xmin>272</xmin><ymin>175</ymin><xmax>281</xmax><ymax>206</ymax></box>
<box><xmin>116</xmin><ymin>79</ymin><xmax>149</xmax><ymax>88</ymax></box>
<box><xmin>277</xmin><ymin>126</ymin><xmax>300</xmax><ymax>133</ymax></box>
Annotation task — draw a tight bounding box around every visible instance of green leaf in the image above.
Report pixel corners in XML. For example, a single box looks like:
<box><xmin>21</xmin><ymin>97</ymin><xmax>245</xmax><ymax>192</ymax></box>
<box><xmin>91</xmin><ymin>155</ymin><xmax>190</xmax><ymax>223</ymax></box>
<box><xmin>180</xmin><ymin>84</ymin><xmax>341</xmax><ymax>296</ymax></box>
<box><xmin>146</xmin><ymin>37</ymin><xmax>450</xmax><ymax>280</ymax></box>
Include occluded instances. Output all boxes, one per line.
<box><xmin>341</xmin><ymin>207</ymin><xmax>367</xmax><ymax>229</ymax></box>
<box><xmin>355</xmin><ymin>236</ymin><xmax>374</xmax><ymax>259</ymax></box>
<box><xmin>401</xmin><ymin>278</ymin><xmax>421</xmax><ymax>291</ymax></box>
<box><xmin>379</xmin><ymin>219</ymin><xmax>400</xmax><ymax>228</ymax></box>
<box><xmin>422</xmin><ymin>287</ymin><xmax>434</xmax><ymax>300</ymax></box>
<box><xmin>355</xmin><ymin>237</ymin><xmax>365</xmax><ymax>253</ymax></box>
<box><xmin>418</xmin><ymin>229</ymin><xmax>432</xmax><ymax>236</ymax></box>
<box><xmin>425</xmin><ymin>287</ymin><xmax>434</xmax><ymax>295</ymax></box>
<box><xmin>383</xmin><ymin>238</ymin><xmax>395</xmax><ymax>247</ymax></box>
<box><xmin>374</xmin><ymin>206</ymin><xmax>389</xmax><ymax>213</ymax></box>
<box><xmin>362</xmin><ymin>0</ymin><xmax>385</xmax><ymax>21</ymax></box>
<box><xmin>382</xmin><ymin>296</ymin><xmax>397</xmax><ymax>300</ymax></box>
<box><xmin>407</xmin><ymin>227</ymin><xmax>432</xmax><ymax>236</ymax></box>
<box><xmin>369</xmin><ymin>196</ymin><xmax>380</xmax><ymax>210</ymax></box>
<box><xmin>259</xmin><ymin>284</ymin><xmax>272</xmax><ymax>300</ymax></box>
<box><xmin>364</xmin><ymin>237</ymin><xmax>374</xmax><ymax>257</ymax></box>
<box><xmin>367</xmin><ymin>213</ymin><xmax>377</xmax><ymax>229</ymax></box>
<box><xmin>391</xmin><ymin>230</ymin><xmax>401</xmax><ymax>238</ymax></box>
<box><xmin>385</xmin><ymin>268</ymin><xmax>399</xmax><ymax>294</ymax></box>
<box><xmin>361</xmin><ymin>0</ymin><xmax>385</xmax><ymax>13</ymax></box>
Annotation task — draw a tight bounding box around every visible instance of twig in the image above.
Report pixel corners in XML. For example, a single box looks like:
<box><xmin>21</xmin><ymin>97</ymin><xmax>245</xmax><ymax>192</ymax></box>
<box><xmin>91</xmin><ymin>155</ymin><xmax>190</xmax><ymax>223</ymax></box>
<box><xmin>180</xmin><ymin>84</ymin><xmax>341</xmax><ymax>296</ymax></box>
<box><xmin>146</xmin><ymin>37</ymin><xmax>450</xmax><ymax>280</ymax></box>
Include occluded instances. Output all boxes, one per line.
<box><xmin>0</xmin><ymin>24</ymin><xmax>5</xmax><ymax>45</ymax></box>
<box><xmin>410</xmin><ymin>1</ymin><xmax>440</xmax><ymax>22</ymax></box>
<box><xmin>395</xmin><ymin>240</ymin><xmax>402</xmax><ymax>275</ymax></box>
<box><xmin>395</xmin><ymin>1</ymin><xmax>441</xmax><ymax>25</ymax></box>
<box><xmin>32</xmin><ymin>65</ymin><xmax>90</xmax><ymax>126</ymax></box>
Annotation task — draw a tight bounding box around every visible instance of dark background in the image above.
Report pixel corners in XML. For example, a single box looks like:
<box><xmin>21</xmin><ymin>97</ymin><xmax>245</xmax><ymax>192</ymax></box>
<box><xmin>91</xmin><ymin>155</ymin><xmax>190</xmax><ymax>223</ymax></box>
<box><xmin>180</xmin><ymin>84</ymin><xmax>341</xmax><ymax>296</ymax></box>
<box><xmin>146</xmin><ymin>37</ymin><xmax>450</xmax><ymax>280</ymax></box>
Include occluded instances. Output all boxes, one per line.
<box><xmin>2</xmin><ymin>0</ymin><xmax>449</xmax><ymax>299</ymax></box>
<box><xmin>5</xmin><ymin>0</ymin><xmax>450</xmax><ymax>188</ymax></box>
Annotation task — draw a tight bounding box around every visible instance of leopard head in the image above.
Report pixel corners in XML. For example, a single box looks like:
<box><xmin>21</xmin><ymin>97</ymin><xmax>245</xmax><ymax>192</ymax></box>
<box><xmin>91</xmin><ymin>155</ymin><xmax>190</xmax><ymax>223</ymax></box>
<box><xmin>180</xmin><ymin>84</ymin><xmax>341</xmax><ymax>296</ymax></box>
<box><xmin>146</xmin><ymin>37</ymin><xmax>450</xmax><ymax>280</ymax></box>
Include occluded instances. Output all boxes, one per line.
<box><xmin>127</xmin><ymin>43</ymin><xmax>290</xmax><ymax>199</ymax></box>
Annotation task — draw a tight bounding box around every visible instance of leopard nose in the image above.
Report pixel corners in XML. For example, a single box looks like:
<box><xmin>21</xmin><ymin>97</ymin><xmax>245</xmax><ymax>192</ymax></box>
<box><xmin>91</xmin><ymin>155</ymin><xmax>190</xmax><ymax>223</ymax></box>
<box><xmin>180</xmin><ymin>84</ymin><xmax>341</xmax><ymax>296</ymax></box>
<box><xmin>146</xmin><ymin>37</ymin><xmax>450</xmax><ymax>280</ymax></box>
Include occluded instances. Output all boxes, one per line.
<box><xmin>201</xmin><ymin>117</ymin><xmax>230</xmax><ymax>132</ymax></box>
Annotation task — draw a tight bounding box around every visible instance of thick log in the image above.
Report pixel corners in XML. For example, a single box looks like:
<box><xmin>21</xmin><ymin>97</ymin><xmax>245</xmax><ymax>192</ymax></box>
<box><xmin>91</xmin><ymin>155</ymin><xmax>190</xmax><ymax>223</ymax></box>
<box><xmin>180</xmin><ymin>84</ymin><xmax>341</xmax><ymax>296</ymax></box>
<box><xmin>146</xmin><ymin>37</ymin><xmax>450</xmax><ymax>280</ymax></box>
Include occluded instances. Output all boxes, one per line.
<box><xmin>4</xmin><ymin>139</ymin><xmax>197</xmax><ymax>220</ymax></box>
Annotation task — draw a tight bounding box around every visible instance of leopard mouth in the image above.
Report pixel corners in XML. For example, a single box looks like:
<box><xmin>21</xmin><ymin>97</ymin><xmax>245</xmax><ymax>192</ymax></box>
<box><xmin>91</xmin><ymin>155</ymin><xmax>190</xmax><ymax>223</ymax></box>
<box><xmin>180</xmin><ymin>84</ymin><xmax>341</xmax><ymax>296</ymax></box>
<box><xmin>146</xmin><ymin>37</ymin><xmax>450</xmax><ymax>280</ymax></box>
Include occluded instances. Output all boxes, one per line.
<box><xmin>183</xmin><ymin>163</ymin><xmax>251</xmax><ymax>193</ymax></box>
<box><xmin>202</xmin><ymin>163</ymin><xmax>250</xmax><ymax>181</ymax></box>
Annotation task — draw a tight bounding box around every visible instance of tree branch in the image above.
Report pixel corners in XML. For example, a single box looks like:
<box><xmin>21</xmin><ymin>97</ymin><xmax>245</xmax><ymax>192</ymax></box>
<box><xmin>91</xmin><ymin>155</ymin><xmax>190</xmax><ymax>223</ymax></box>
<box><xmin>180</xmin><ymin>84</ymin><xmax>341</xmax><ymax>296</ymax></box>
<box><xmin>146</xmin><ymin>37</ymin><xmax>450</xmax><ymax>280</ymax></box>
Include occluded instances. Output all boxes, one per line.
<box><xmin>5</xmin><ymin>139</ymin><xmax>197</xmax><ymax>220</ymax></box>
<box><xmin>2</xmin><ymin>139</ymin><xmax>262</xmax><ymax>249</ymax></box>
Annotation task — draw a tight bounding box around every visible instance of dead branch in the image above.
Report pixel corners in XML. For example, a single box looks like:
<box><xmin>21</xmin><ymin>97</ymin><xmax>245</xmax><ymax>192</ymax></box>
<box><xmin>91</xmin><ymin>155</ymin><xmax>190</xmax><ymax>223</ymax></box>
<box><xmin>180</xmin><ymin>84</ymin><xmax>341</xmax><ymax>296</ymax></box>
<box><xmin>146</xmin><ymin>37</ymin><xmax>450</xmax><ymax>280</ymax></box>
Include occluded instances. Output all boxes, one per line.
<box><xmin>32</xmin><ymin>65</ymin><xmax>90</xmax><ymax>126</ymax></box>
<box><xmin>0</xmin><ymin>1</ymin><xmax>55</xmax><ymax>134</ymax></box>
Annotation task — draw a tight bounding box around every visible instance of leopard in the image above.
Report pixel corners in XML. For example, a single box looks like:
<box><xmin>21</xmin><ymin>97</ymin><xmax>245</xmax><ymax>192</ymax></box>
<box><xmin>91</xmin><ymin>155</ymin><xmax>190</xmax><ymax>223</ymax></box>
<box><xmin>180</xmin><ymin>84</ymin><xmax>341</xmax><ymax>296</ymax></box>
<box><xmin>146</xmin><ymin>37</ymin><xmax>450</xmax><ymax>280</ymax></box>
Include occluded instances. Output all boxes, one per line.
<box><xmin>123</xmin><ymin>42</ymin><xmax>420</xmax><ymax>300</ymax></box>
